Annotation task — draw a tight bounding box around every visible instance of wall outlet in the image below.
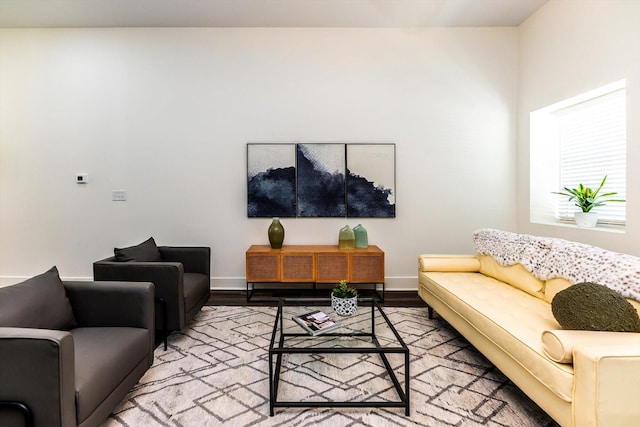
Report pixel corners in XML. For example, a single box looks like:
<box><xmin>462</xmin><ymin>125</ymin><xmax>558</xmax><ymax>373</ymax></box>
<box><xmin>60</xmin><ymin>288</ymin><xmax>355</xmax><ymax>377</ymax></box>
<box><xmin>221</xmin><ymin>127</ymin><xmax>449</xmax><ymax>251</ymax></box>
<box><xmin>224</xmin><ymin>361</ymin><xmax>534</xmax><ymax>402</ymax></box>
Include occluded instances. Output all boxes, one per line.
<box><xmin>112</xmin><ymin>190</ymin><xmax>127</xmax><ymax>201</ymax></box>
<box><xmin>76</xmin><ymin>173</ymin><xmax>88</xmax><ymax>184</ymax></box>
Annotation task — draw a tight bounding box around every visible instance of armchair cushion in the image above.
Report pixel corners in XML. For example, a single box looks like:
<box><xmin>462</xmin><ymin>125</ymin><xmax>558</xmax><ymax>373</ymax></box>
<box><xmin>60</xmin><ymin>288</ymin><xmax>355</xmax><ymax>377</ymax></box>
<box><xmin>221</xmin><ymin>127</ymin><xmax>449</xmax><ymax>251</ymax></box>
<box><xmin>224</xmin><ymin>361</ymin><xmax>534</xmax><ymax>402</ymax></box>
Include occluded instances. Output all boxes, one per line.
<box><xmin>0</xmin><ymin>266</ymin><xmax>77</xmax><ymax>330</ymax></box>
<box><xmin>73</xmin><ymin>327</ymin><xmax>151</xmax><ymax>422</ymax></box>
<box><xmin>183</xmin><ymin>272</ymin><xmax>210</xmax><ymax>314</ymax></box>
<box><xmin>114</xmin><ymin>237</ymin><xmax>162</xmax><ymax>262</ymax></box>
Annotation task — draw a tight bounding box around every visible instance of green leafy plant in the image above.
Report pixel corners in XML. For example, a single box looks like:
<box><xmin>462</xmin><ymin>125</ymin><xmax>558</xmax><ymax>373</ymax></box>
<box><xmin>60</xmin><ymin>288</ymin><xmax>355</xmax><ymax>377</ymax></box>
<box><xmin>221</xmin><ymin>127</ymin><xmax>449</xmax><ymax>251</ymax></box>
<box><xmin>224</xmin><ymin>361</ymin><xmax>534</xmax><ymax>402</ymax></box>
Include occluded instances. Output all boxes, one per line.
<box><xmin>553</xmin><ymin>175</ymin><xmax>625</xmax><ymax>213</ymax></box>
<box><xmin>332</xmin><ymin>280</ymin><xmax>358</xmax><ymax>299</ymax></box>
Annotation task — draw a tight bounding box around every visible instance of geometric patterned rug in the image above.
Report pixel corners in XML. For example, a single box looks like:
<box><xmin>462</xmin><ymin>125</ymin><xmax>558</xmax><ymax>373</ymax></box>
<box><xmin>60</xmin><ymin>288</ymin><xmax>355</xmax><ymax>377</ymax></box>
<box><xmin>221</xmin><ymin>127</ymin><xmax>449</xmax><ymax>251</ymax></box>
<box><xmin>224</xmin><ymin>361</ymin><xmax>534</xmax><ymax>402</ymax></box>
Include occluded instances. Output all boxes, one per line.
<box><xmin>103</xmin><ymin>306</ymin><xmax>559</xmax><ymax>427</ymax></box>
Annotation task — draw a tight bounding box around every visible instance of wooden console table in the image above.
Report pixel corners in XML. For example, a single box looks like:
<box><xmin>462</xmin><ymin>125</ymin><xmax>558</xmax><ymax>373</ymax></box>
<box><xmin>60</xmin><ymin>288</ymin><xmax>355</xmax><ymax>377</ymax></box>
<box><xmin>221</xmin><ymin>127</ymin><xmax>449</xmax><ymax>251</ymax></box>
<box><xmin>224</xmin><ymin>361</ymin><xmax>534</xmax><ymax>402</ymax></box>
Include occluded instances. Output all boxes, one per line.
<box><xmin>245</xmin><ymin>245</ymin><xmax>385</xmax><ymax>302</ymax></box>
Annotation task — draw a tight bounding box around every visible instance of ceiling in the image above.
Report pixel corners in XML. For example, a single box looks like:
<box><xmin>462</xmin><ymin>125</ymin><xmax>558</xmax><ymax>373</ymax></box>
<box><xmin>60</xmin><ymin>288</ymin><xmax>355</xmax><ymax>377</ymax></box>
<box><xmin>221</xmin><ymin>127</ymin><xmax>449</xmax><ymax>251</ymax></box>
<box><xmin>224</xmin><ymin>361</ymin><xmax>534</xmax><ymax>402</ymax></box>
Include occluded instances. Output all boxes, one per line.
<box><xmin>0</xmin><ymin>0</ymin><xmax>549</xmax><ymax>28</ymax></box>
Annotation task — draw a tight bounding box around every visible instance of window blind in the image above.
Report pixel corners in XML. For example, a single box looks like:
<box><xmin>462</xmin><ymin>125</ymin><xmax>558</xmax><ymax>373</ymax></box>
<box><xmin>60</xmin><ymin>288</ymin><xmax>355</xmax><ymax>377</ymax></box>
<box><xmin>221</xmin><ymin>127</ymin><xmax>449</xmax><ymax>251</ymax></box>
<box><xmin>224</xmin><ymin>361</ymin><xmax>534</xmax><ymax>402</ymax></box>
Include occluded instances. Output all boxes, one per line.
<box><xmin>556</xmin><ymin>88</ymin><xmax>626</xmax><ymax>224</ymax></box>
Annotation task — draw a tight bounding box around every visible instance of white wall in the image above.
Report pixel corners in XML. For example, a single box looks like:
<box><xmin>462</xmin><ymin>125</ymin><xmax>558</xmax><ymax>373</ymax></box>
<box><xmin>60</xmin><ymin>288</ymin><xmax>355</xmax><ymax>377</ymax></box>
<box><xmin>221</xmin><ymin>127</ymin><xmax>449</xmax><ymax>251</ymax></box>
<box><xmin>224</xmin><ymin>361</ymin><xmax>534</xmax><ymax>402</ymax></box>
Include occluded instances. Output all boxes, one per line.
<box><xmin>0</xmin><ymin>27</ymin><xmax>518</xmax><ymax>288</ymax></box>
<box><xmin>517</xmin><ymin>0</ymin><xmax>640</xmax><ymax>255</ymax></box>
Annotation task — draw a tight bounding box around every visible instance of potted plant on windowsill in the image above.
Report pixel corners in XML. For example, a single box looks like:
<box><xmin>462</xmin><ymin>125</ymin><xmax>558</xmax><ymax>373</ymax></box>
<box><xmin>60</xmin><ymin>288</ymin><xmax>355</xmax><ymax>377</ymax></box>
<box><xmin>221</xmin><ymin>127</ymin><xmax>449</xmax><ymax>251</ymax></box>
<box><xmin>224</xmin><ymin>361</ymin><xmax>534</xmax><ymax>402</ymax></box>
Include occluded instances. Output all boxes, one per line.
<box><xmin>553</xmin><ymin>175</ymin><xmax>625</xmax><ymax>228</ymax></box>
<box><xmin>331</xmin><ymin>280</ymin><xmax>358</xmax><ymax>316</ymax></box>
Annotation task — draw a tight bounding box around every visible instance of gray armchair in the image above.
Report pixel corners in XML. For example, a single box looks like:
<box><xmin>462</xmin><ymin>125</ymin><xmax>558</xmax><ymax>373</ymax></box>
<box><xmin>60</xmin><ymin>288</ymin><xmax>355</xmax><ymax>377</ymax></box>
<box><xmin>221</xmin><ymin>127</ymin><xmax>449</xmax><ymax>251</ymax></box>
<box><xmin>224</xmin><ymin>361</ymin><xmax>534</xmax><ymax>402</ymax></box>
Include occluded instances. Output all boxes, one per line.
<box><xmin>0</xmin><ymin>268</ymin><xmax>155</xmax><ymax>427</ymax></box>
<box><xmin>93</xmin><ymin>242</ymin><xmax>211</xmax><ymax>343</ymax></box>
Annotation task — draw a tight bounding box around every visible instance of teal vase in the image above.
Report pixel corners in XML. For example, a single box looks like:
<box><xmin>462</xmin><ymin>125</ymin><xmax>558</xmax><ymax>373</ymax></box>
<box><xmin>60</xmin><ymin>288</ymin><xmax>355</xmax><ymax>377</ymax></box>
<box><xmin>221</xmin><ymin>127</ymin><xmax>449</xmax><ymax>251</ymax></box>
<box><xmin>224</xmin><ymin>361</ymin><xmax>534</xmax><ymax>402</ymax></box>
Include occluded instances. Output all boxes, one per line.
<box><xmin>354</xmin><ymin>224</ymin><xmax>368</xmax><ymax>248</ymax></box>
<box><xmin>268</xmin><ymin>218</ymin><xmax>285</xmax><ymax>249</ymax></box>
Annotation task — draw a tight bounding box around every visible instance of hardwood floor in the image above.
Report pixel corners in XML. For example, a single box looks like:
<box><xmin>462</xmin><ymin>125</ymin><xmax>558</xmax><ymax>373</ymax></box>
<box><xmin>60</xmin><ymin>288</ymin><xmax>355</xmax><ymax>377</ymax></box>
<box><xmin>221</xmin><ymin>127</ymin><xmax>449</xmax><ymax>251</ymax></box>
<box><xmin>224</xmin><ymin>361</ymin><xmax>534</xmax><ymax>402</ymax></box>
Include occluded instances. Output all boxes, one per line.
<box><xmin>207</xmin><ymin>289</ymin><xmax>427</xmax><ymax>307</ymax></box>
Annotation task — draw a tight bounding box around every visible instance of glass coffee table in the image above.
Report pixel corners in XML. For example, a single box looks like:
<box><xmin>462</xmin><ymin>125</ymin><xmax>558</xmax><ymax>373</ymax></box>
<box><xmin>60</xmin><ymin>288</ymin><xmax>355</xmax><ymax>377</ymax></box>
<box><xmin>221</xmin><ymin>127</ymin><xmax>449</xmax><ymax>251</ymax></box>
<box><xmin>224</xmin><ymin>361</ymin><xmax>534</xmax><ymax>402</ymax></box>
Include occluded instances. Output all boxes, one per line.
<box><xmin>268</xmin><ymin>298</ymin><xmax>410</xmax><ymax>416</ymax></box>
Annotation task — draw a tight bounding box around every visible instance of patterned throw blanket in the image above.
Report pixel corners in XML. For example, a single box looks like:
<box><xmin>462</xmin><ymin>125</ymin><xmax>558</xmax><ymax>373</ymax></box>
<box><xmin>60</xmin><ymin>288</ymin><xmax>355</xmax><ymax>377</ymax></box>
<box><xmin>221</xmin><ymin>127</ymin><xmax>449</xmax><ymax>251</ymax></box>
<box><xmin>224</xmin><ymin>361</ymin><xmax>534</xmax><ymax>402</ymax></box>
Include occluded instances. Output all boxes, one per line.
<box><xmin>473</xmin><ymin>228</ymin><xmax>640</xmax><ymax>302</ymax></box>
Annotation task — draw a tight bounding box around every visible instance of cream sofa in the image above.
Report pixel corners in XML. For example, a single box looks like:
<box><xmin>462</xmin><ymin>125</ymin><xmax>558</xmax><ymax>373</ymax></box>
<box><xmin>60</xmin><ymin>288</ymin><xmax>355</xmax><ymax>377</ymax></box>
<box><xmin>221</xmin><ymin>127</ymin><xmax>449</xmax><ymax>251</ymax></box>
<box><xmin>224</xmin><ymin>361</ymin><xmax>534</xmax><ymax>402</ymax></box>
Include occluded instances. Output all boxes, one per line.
<box><xmin>417</xmin><ymin>229</ymin><xmax>640</xmax><ymax>427</ymax></box>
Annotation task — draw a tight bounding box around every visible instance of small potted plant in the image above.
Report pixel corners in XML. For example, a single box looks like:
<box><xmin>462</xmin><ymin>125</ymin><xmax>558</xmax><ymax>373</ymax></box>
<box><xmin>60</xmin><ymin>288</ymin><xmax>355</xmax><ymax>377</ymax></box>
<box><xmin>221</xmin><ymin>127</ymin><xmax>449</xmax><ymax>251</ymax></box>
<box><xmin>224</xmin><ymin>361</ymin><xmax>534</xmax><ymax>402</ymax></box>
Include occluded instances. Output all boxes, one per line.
<box><xmin>331</xmin><ymin>280</ymin><xmax>358</xmax><ymax>316</ymax></box>
<box><xmin>553</xmin><ymin>175</ymin><xmax>625</xmax><ymax>228</ymax></box>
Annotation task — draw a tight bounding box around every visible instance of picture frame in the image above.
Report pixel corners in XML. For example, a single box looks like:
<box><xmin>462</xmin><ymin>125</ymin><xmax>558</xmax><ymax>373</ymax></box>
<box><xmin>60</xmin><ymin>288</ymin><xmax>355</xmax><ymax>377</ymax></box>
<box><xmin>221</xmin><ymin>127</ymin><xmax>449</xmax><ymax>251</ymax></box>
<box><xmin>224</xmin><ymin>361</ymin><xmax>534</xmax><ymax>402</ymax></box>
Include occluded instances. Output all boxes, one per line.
<box><xmin>346</xmin><ymin>143</ymin><xmax>396</xmax><ymax>218</ymax></box>
<box><xmin>296</xmin><ymin>143</ymin><xmax>346</xmax><ymax>217</ymax></box>
<box><xmin>247</xmin><ymin>143</ymin><xmax>296</xmax><ymax>217</ymax></box>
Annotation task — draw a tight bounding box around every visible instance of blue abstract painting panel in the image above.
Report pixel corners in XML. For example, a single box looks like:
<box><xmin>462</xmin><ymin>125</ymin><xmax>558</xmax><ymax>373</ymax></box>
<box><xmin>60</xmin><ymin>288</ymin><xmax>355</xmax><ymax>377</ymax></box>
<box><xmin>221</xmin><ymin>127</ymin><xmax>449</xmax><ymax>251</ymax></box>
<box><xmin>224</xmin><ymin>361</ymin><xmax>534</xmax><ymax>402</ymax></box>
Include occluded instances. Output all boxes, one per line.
<box><xmin>247</xmin><ymin>143</ymin><xmax>296</xmax><ymax>217</ymax></box>
<box><xmin>346</xmin><ymin>144</ymin><xmax>396</xmax><ymax>218</ymax></box>
<box><xmin>296</xmin><ymin>143</ymin><xmax>346</xmax><ymax>217</ymax></box>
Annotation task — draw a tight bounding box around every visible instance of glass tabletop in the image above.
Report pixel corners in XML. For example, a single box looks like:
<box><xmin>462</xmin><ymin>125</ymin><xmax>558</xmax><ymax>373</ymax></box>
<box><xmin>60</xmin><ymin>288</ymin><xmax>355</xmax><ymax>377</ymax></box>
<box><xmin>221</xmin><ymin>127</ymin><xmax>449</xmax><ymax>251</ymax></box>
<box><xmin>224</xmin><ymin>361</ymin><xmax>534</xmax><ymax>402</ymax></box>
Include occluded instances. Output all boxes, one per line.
<box><xmin>270</xmin><ymin>298</ymin><xmax>408</xmax><ymax>351</ymax></box>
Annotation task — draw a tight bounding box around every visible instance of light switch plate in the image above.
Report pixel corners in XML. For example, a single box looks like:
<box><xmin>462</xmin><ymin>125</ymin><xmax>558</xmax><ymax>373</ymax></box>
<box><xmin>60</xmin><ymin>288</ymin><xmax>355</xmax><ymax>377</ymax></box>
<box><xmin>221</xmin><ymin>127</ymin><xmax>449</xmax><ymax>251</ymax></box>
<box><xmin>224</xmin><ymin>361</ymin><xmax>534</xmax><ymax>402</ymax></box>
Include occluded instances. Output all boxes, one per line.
<box><xmin>112</xmin><ymin>190</ymin><xmax>127</xmax><ymax>201</ymax></box>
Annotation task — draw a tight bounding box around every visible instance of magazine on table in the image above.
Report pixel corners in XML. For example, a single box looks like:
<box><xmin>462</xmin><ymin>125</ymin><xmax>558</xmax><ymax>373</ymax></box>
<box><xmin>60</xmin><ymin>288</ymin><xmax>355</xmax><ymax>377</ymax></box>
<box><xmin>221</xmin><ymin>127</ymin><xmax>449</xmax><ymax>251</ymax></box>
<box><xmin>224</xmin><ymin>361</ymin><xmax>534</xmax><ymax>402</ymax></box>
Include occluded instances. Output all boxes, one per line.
<box><xmin>292</xmin><ymin>310</ymin><xmax>342</xmax><ymax>336</ymax></box>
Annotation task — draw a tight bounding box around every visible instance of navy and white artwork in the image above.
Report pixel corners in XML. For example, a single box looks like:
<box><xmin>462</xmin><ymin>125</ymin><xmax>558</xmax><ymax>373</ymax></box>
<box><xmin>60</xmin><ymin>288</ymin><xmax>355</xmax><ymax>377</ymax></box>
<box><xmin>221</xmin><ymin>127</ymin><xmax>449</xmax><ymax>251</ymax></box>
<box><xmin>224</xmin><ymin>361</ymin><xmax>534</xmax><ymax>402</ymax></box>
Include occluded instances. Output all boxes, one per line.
<box><xmin>247</xmin><ymin>142</ymin><xmax>396</xmax><ymax>218</ymax></box>
<box><xmin>296</xmin><ymin>144</ymin><xmax>346</xmax><ymax>217</ymax></box>
<box><xmin>247</xmin><ymin>143</ymin><xmax>296</xmax><ymax>217</ymax></box>
<box><xmin>346</xmin><ymin>144</ymin><xmax>396</xmax><ymax>217</ymax></box>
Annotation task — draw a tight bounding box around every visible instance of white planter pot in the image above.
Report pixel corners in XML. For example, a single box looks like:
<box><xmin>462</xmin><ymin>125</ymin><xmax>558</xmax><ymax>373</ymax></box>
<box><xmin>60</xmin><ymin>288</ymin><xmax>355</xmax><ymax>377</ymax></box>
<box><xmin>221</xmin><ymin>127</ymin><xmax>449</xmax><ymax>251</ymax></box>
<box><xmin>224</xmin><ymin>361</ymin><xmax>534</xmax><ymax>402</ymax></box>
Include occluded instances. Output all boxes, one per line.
<box><xmin>331</xmin><ymin>294</ymin><xmax>358</xmax><ymax>316</ymax></box>
<box><xmin>575</xmin><ymin>212</ymin><xmax>598</xmax><ymax>228</ymax></box>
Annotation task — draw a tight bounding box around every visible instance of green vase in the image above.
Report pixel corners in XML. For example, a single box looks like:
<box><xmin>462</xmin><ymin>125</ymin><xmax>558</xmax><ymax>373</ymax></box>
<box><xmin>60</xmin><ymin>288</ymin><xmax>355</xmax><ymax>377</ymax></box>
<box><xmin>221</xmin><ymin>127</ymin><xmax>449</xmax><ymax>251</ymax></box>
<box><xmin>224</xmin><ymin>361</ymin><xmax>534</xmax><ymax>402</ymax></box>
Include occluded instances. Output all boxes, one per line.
<box><xmin>268</xmin><ymin>218</ymin><xmax>285</xmax><ymax>249</ymax></box>
<box><xmin>354</xmin><ymin>224</ymin><xmax>368</xmax><ymax>248</ymax></box>
<box><xmin>338</xmin><ymin>225</ymin><xmax>355</xmax><ymax>250</ymax></box>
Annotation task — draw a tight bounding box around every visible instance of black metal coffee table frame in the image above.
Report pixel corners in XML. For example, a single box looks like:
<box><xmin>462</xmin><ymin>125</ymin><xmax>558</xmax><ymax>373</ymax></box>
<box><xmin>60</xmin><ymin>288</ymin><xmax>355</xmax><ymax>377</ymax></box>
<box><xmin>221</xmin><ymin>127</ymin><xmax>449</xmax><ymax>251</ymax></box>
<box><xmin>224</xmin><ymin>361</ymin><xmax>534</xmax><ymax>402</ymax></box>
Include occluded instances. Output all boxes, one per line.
<box><xmin>268</xmin><ymin>298</ymin><xmax>410</xmax><ymax>416</ymax></box>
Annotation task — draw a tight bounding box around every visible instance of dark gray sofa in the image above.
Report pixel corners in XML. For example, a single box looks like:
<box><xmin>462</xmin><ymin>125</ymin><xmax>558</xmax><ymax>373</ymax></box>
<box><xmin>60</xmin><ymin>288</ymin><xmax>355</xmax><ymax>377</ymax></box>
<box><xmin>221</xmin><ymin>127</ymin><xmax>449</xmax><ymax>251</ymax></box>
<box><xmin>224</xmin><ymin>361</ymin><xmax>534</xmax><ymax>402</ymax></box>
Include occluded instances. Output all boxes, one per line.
<box><xmin>0</xmin><ymin>267</ymin><xmax>155</xmax><ymax>427</ymax></box>
<box><xmin>93</xmin><ymin>244</ymin><xmax>210</xmax><ymax>334</ymax></box>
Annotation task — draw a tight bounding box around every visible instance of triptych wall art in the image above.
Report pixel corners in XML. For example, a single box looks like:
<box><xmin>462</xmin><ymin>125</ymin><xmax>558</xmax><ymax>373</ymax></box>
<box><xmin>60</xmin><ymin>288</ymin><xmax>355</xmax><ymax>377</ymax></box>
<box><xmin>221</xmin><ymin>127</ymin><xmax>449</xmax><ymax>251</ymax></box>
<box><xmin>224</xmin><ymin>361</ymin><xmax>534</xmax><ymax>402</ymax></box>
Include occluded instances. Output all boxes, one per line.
<box><xmin>247</xmin><ymin>143</ymin><xmax>395</xmax><ymax>218</ymax></box>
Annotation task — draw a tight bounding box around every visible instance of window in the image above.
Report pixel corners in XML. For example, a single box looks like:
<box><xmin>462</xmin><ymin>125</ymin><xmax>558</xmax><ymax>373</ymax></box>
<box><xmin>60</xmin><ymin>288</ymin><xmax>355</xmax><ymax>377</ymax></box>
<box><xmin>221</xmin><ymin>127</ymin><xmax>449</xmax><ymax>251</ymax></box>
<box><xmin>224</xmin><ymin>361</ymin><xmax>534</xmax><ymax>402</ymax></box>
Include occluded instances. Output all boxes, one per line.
<box><xmin>530</xmin><ymin>80</ymin><xmax>627</xmax><ymax>228</ymax></box>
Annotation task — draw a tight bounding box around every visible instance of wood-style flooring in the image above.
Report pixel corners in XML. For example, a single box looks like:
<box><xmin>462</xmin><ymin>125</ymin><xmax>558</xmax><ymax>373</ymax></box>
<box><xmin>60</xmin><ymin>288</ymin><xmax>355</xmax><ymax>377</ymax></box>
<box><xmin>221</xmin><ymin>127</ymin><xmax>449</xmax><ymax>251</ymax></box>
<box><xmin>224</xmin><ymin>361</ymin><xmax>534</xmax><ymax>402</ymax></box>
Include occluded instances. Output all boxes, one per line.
<box><xmin>207</xmin><ymin>289</ymin><xmax>427</xmax><ymax>307</ymax></box>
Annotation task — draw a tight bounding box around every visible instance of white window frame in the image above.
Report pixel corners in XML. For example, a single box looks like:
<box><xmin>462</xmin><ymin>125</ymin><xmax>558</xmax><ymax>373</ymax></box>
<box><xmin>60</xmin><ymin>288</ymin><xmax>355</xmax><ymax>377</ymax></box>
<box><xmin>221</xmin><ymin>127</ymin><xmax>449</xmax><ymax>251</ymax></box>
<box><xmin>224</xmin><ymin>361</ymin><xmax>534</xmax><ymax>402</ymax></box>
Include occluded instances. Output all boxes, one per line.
<box><xmin>530</xmin><ymin>80</ymin><xmax>627</xmax><ymax>230</ymax></box>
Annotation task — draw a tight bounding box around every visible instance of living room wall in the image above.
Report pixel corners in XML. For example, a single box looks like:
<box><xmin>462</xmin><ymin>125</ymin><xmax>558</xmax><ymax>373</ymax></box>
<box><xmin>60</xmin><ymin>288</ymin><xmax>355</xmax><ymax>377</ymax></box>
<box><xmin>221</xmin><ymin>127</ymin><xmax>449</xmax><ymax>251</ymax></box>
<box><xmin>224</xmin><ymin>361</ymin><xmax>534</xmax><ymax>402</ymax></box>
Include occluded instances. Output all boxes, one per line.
<box><xmin>517</xmin><ymin>0</ymin><xmax>640</xmax><ymax>256</ymax></box>
<box><xmin>0</xmin><ymin>27</ymin><xmax>518</xmax><ymax>289</ymax></box>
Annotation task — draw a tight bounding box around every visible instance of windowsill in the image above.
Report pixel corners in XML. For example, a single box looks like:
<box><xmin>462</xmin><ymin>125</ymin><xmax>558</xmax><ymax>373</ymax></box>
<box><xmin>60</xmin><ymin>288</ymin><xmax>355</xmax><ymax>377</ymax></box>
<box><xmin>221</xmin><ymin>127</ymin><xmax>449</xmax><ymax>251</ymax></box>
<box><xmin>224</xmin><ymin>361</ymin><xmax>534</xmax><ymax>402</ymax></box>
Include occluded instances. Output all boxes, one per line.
<box><xmin>531</xmin><ymin>219</ymin><xmax>625</xmax><ymax>234</ymax></box>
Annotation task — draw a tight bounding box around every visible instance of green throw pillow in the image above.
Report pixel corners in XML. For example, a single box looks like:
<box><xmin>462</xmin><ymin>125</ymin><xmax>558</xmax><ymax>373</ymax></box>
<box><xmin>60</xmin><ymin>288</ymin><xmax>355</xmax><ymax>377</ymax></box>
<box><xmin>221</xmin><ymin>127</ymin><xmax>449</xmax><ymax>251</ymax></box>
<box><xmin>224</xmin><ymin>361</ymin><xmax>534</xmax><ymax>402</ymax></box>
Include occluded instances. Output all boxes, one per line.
<box><xmin>551</xmin><ymin>282</ymin><xmax>640</xmax><ymax>332</ymax></box>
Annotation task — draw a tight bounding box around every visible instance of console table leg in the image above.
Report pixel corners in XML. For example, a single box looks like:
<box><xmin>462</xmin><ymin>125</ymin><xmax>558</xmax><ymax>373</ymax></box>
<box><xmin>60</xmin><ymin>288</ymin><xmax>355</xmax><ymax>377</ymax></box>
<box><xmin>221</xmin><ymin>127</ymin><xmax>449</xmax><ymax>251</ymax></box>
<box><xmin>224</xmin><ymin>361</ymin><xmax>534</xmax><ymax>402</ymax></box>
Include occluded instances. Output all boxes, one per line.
<box><xmin>246</xmin><ymin>281</ymin><xmax>253</xmax><ymax>303</ymax></box>
<box><xmin>374</xmin><ymin>282</ymin><xmax>385</xmax><ymax>303</ymax></box>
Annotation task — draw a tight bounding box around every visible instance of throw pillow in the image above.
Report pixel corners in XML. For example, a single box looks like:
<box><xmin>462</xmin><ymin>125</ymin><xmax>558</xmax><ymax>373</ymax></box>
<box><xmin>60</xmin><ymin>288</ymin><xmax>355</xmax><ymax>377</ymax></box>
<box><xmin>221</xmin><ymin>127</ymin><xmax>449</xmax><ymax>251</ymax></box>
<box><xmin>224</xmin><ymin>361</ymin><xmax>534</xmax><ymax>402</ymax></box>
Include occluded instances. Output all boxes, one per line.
<box><xmin>114</xmin><ymin>237</ymin><xmax>162</xmax><ymax>262</ymax></box>
<box><xmin>0</xmin><ymin>266</ymin><xmax>77</xmax><ymax>330</ymax></box>
<box><xmin>551</xmin><ymin>282</ymin><xmax>640</xmax><ymax>332</ymax></box>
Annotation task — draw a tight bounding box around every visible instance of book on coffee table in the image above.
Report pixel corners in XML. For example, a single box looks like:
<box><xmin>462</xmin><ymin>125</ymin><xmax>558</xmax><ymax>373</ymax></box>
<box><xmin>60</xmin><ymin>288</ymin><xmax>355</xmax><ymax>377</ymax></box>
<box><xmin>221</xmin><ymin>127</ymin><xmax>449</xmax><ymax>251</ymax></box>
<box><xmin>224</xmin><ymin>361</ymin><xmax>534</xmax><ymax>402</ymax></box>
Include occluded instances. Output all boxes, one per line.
<box><xmin>292</xmin><ymin>310</ymin><xmax>342</xmax><ymax>336</ymax></box>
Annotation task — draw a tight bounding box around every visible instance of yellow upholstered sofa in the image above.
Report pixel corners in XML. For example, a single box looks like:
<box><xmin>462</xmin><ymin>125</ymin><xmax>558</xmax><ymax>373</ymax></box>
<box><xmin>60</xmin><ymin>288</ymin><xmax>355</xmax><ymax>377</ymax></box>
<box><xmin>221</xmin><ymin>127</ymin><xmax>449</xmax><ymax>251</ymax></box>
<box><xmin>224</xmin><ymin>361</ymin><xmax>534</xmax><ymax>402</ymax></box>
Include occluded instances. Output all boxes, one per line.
<box><xmin>418</xmin><ymin>229</ymin><xmax>640</xmax><ymax>427</ymax></box>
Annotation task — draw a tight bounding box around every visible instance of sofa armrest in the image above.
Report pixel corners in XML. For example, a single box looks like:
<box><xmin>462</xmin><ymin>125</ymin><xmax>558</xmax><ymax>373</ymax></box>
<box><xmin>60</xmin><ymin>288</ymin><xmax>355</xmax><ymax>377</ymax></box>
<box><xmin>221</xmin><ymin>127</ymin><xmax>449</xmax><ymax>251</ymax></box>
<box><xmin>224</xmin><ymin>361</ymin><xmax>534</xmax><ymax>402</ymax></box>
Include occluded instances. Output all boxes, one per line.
<box><xmin>418</xmin><ymin>254</ymin><xmax>480</xmax><ymax>272</ymax></box>
<box><xmin>542</xmin><ymin>330</ymin><xmax>640</xmax><ymax>363</ymax></box>
<box><xmin>572</xmin><ymin>336</ymin><xmax>640</xmax><ymax>427</ymax></box>
<box><xmin>0</xmin><ymin>328</ymin><xmax>76</xmax><ymax>427</ymax></box>
<box><xmin>158</xmin><ymin>246</ymin><xmax>210</xmax><ymax>276</ymax></box>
